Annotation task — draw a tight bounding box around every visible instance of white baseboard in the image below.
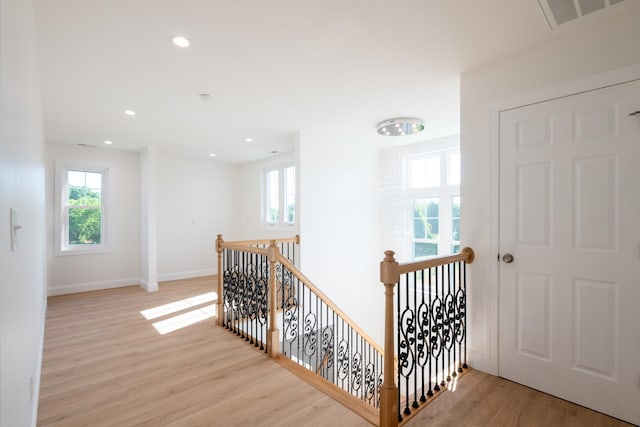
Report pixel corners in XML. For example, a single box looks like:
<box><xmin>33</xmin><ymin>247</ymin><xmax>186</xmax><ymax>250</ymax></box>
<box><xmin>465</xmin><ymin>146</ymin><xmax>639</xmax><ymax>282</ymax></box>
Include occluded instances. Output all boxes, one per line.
<box><xmin>158</xmin><ymin>268</ymin><xmax>216</xmax><ymax>282</ymax></box>
<box><xmin>47</xmin><ymin>277</ymin><xmax>140</xmax><ymax>296</ymax></box>
<box><xmin>138</xmin><ymin>277</ymin><xmax>158</xmax><ymax>292</ymax></box>
<box><xmin>48</xmin><ymin>270</ymin><xmax>217</xmax><ymax>296</ymax></box>
<box><xmin>467</xmin><ymin>348</ymin><xmax>495</xmax><ymax>375</ymax></box>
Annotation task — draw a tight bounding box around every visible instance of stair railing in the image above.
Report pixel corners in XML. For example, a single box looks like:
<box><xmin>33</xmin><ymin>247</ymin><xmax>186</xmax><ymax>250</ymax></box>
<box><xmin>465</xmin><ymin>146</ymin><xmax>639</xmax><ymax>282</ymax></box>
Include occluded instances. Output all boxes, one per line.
<box><xmin>379</xmin><ymin>248</ymin><xmax>475</xmax><ymax>426</ymax></box>
<box><xmin>215</xmin><ymin>235</ymin><xmax>299</xmax><ymax>353</ymax></box>
<box><xmin>216</xmin><ymin>234</ymin><xmax>383</xmax><ymax>424</ymax></box>
<box><xmin>215</xmin><ymin>234</ymin><xmax>474</xmax><ymax>427</ymax></box>
<box><xmin>275</xmin><ymin>254</ymin><xmax>384</xmax><ymax>416</ymax></box>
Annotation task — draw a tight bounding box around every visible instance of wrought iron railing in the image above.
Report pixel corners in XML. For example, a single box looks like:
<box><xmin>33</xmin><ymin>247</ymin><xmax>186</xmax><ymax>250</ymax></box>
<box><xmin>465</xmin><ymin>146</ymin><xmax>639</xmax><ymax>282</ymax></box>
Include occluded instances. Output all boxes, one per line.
<box><xmin>215</xmin><ymin>234</ymin><xmax>474</xmax><ymax>427</ymax></box>
<box><xmin>216</xmin><ymin>234</ymin><xmax>384</xmax><ymax>415</ymax></box>
<box><xmin>276</xmin><ymin>256</ymin><xmax>384</xmax><ymax>409</ymax></box>
<box><xmin>219</xmin><ymin>244</ymin><xmax>270</xmax><ymax>351</ymax></box>
<box><xmin>379</xmin><ymin>248</ymin><xmax>474</xmax><ymax>426</ymax></box>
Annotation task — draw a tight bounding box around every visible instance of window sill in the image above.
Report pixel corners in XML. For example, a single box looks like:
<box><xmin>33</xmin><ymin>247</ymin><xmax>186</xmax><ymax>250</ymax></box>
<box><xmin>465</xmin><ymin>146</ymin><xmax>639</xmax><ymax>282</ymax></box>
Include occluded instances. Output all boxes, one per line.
<box><xmin>260</xmin><ymin>222</ymin><xmax>297</xmax><ymax>233</ymax></box>
<box><xmin>56</xmin><ymin>246</ymin><xmax>112</xmax><ymax>257</ymax></box>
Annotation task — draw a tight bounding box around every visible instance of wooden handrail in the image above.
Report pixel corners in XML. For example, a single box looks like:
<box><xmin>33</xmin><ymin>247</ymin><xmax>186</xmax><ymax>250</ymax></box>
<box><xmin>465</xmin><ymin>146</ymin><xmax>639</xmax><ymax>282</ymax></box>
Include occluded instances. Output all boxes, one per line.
<box><xmin>218</xmin><ymin>242</ymin><xmax>269</xmax><ymax>255</ymax></box>
<box><xmin>277</xmin><ymin>254</ymin><xmax>384</xmax><ymax>355</ymax></box>
<box><xmin>219</xmin><ymin>235</ymin><xmax>300</xmax><ymax>247</ymax></box>
<box><xmin>397</xmin><ymin>247</ymin><xmax>474</xmax><ymax>275</ymax></box>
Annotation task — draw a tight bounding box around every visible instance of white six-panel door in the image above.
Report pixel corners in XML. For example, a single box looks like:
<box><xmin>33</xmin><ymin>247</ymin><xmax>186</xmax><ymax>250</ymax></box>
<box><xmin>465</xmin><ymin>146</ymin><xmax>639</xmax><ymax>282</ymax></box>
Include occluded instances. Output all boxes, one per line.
<box><xmin>498</xmin><ymin>80</ymin><xmax>640</xmax><ymax>425</ymax></box>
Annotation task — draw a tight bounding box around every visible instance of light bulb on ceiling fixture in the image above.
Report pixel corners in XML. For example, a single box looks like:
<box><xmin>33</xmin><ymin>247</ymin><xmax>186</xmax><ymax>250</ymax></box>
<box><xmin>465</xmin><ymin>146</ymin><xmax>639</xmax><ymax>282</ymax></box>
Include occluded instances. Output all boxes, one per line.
<box><xmin>172</xmin><ymin>36</ymin><xmax>190</xmax><ymax>48</ymax></box>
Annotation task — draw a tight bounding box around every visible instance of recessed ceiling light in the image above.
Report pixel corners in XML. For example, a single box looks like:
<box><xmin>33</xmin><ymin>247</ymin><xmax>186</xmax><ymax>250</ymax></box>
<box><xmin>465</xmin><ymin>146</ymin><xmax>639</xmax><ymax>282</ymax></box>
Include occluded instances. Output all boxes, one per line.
<box><xmin>104</xmin><ymin>140</ymin><xmax>113</xmax><ymax>145</ymax></box>
<box><xmin>209</xmin><ymin>153</ymin><xmax>217</xmax><ymax>158</ymax></box>
<box><xmin>245</xmin><ymin>138</ymin><xmax>253</xmax><ymax>142</ymax></box>
<box><xmin>124</xmin><ymin>110</ymin><xmax>136</xmax><ymax>116</ymax></box>
<box><xmin>377</xmin><ymin>118</ymin><xmax>424</xmax><ymax>136</ymax></box>
<box><xmin>172</xmin><ymin>36</ymin><xmax>190</xmax><ymax>48</ymax></box>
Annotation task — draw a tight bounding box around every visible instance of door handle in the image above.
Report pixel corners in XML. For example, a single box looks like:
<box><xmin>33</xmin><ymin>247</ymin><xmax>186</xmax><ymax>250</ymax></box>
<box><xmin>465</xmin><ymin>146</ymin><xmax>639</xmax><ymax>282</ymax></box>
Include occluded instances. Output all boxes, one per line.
<box><xmin>502</xmin><ymin>253</ymin><xmax>515</xmax><ymax>263</ymax></box>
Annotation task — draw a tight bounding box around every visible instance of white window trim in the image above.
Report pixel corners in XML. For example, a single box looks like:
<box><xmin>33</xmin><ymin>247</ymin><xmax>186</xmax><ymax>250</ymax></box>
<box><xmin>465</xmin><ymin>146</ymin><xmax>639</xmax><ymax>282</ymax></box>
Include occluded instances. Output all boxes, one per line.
<box><xmin>55</xmin><ymin>159</ymin><xmax>111</xmax><ymax>256</ymax></box>
<box><xmin>261</xmin><ymin>162</ymin><xmax>297</xmax><ymax>230</ymax></box>
<box><xmin>404</xmin><ymin>144</ymin><xmax>460</xmax><ymax>259</ymax></box>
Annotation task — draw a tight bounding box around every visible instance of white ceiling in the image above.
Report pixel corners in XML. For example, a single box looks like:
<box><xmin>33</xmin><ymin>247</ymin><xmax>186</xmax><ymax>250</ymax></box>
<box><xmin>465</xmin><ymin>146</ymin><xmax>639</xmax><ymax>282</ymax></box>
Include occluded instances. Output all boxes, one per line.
<box><xmin>33</xmin><ymin>0</ymin><xmax>632</xmax><ymax>163</ymax></box>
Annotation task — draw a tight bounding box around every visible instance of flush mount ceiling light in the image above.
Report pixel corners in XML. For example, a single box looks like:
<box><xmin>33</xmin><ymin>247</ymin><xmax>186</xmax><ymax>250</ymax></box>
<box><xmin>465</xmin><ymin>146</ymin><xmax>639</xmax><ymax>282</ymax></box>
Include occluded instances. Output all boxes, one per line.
<box><xmin>103</xmin><ymin>140</ymin><xmax>113</xmax><ymax>145</ymax></box>
<box><xmin>377</xmin><ymin>118</ymin><xmax>424</xmax><ymax>136</ymax></box>
<box><xmin>245</xmin><ymin>137</ymin><xmax>253</xmax><ymax>142</ymax></box>
<box><xmin>124</xmin><ymin>110</ymin><xmax>136</xmax><ymax>116</ymax></box>
<box><xmin>209</xmin><ymin>153</ymin><xmax>217</xmax><ymax>158</ymax></box>
<box><xmin>172</xmin><ymin>36</ymin><xmax>190</xmax><ymax>48</ymax></box>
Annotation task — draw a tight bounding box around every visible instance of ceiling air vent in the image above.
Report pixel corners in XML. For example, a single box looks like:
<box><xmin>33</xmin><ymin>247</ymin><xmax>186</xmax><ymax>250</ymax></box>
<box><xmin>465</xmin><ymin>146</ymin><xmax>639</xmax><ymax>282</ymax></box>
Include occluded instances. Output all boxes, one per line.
<box><xmin>538</xmin><ymin>0</ymin><xmax>625</xmax><ymax>28</ymax></box>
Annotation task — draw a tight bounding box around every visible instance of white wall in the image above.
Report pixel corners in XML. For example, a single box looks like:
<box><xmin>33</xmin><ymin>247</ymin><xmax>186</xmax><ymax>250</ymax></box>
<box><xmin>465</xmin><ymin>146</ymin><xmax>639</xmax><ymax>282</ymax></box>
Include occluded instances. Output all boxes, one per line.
<box><xmin>0</xmin><ymin>0</ymin><xmax>47</xmax><ymax>425</ymax></box>
<box><xmin>46</xmin><ymin>143</ymin><xmax>141</xmax><ymax>295</ymax></box>
<box><xmin>236</xmin><ymin>151</ymin><xmax>299</xmax><ymax>241</ymax></box>
<box><xmin>139</xmin><ymin>146</ymin><xmax>158</xmax><ymax>291</ymax></box>
<box><xmin>156</xmin><ymin>152</ymin><xmax>239</xmax><ymax>280</ymax></box>
<box><xmin>298</xmin><ymin>130</ymin><xmax>383</xmax><ymax>345</ymax></box>
<box><xmin>460</xmin><ymin>6</ymin><xmax>640</xmax><ymax>374</ymax></box>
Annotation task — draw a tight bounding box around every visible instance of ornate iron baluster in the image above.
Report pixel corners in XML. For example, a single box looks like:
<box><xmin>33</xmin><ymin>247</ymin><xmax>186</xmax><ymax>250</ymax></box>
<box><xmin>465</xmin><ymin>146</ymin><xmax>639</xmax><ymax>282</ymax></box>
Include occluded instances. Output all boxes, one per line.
<box><xmin>417</xmin><ymin>268</ymin><xmax>430</xmax><ymax>403</ymax></box>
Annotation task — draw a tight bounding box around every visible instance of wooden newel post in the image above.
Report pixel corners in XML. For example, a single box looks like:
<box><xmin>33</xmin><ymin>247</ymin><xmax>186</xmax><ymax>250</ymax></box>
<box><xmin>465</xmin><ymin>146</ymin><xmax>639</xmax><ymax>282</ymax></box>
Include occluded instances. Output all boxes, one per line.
<box><xmin>380</xmin><ymin>250</ymin><xmax>399</xmax><ymax>427</ymax></box>
<box><xmin>216</xmin><ymin>234</ymin><xmax>224</xmax><ymax>326</ymax></box>
<box><xmin>267</xmin><ymin>240</ymin><xmax>280</xmax><ymax>359</ymax></box>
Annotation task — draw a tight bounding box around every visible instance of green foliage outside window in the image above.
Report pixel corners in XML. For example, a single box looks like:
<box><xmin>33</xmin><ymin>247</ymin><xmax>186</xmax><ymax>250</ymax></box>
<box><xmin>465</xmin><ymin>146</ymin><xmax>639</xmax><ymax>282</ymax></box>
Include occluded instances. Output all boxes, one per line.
<box><xmin>286</xmin><ymin>203</ymin><xmax>295</xmax><ymax>223</ymax></box>
<box><xmin>413</xmin><ymin>199</ymin><xmax>439</xmax><ymax>240</ymax></box>
<box><xmin>413</xmin><ymin>198</ymin><xmax>439</xmax><ymax>257</ymax></box>
<box><xmin>268</xmin><ymin>207</ymin><xmax>279</xmax><ymax>223</ymax></box>
<box><xmin>68</xmin><ymin>186</ymin><xmax>101</xmax><ymax>244</ymax></box>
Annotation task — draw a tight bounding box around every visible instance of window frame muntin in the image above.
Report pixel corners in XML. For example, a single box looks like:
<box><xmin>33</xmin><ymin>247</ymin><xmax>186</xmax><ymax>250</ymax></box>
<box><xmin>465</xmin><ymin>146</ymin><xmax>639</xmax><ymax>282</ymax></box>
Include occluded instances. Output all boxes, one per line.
<box><xmin>55</xmin><ymin>159</ymin><xmax>111</xmax><ymax>256</ymax></box>
<box><xmin>262</xmin><ymin>162</ymin><xmax>296</xmax><ymax>228</ymax></box>
<box><xmin>406</xmin><ymin>146</ymin><xmax>460</xmax><ymax>260</ymax></box>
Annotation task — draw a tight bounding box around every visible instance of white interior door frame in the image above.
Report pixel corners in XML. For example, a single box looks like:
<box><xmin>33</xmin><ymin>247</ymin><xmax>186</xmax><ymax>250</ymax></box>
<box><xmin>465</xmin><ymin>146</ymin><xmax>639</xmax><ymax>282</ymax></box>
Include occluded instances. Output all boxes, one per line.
<box><xmin>485</xmin><ymin>64</ymin><xmax>640</xmax><ymax>375</ymax></box>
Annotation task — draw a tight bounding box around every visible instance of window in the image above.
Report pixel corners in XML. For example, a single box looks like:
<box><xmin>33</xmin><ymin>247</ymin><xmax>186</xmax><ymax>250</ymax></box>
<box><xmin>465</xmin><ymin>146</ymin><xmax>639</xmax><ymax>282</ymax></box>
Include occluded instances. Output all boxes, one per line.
<box><xmin>407</xmin><ymin>147</ymin><xmax>460</xmax><ymax>259</ymax></box>
<box><xmin>409</xmin><ymin>155</ymin><xmax>440</xmax><ymax>188</ymax></box>
<box><xmin>413</xmin><ymin>198</ymin><xmax>439</xmax><ymax>257</ymax></box>
<box><xmin>56</xmin><ymin>161</ymin><xmax>109</xmax><ymax>254</ymax></box>
<box><xmin>264</xmin><ymin>164</ymin><xmax>296</xmax><ymax>226</ymax></box>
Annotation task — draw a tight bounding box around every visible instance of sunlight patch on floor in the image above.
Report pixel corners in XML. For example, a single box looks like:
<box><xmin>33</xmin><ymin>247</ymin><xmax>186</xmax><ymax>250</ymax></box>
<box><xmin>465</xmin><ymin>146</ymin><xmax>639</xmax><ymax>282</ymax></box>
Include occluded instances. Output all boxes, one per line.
<box><xmin>152</xmin><ymin>304</ymin><xmax>217</xmax><ymax>335</ymax></box>
<box><xmin>448</xmin><ymin>376</ymin><xmax>458</xmax><ymax>392</ymax></box>
<box><xmin>140</xmin><ymin>292</ymin><xmax>217</xmax><ymax>320</ymax></box>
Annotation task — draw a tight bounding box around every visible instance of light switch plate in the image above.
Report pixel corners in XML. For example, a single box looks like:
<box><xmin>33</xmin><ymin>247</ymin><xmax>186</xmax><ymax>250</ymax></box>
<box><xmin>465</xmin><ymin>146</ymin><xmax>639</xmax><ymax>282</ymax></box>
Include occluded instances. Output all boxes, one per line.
<box><xmin>10</xmin><ymin>208</ymin><xmax>20</xmax><ymax>251</ymax></box>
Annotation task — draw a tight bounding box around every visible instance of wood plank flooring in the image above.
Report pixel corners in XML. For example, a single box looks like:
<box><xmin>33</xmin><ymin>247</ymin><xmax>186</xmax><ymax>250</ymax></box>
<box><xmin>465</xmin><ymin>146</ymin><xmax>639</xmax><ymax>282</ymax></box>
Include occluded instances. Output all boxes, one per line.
<box><xmin>37</xmin><ymin>277</ymin><xmax>370</xmax><ymax>426</ymax></box>
<box><xmin>38</xmin><ymin>277</ymin><xmax>634</xmax><ymax>427</ymax></box>
<box><xmin>405</xmin><ymin>367</ymin><xmax>634</xmax><ymax>427</ymax></box>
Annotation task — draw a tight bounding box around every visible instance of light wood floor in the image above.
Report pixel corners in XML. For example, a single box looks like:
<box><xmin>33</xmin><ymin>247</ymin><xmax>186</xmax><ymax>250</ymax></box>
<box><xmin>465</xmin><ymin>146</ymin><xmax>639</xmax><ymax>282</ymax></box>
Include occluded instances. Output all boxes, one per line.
<box><xmin>38</xmin><ymin>277</ymin><xmax>370</xmax><ymax>426</ymax></box>
<box><xmin>404</xmin><ymin>369</ymin><xmax>633</xmax><ymax>427</ymax></box>
<box><xmin>38</xmin><ymin>277</ymin><xmax>633</xmax><ymax>427</ymax></box>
